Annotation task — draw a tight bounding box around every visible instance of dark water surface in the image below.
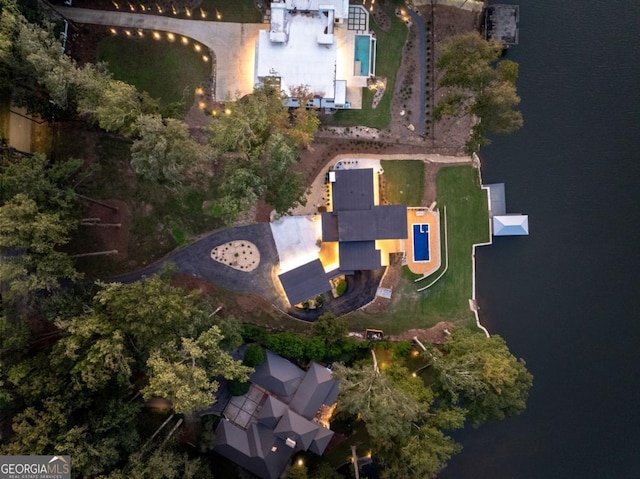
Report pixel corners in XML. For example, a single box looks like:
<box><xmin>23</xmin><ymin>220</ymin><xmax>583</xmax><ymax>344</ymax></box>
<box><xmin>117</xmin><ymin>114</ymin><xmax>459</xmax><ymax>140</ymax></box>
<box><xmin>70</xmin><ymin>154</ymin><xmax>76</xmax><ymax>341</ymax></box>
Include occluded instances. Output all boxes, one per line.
<box><xmin>439</xmin><ymin>1</ymin><xmax>640</xmax><ymax>478</ymax></box>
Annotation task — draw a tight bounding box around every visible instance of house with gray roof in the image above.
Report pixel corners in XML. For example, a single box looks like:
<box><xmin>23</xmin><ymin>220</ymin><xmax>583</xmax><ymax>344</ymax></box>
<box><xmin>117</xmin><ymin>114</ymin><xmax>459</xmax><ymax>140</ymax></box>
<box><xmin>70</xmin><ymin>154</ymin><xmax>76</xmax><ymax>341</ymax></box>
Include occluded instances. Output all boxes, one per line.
<box><xmin>215</xmin><ymin>351</ymin><xmax>339</xmax><ymax>479</ymax></box>
<box><xmin>322</xmin><ymin>168</ymin><xmax>408</xmax><ymax>271</ymax></box>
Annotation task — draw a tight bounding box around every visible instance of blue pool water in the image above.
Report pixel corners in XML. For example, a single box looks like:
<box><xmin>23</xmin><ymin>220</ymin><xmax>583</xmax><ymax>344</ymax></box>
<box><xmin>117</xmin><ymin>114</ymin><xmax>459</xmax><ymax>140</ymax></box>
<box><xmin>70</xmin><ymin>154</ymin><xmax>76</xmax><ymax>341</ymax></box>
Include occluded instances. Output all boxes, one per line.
<box><xmin>412</xmin><ymin>224</ymin><xmax>430</xmax><ymax>262</ymax></box>
<box><xmin>354</xmin><ymin>35</ymin><xmax>370</xmax><ymax>76</ymax></box>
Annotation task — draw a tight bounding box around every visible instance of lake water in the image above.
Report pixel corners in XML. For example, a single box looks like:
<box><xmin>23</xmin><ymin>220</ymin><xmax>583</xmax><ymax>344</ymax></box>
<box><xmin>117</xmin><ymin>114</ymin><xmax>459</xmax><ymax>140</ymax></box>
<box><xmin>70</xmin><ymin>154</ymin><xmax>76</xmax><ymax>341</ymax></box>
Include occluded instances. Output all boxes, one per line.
<box><xmin>438</xmin><ymin>1</ymin><xmax>640</xmax><ymax>478</ymax></box>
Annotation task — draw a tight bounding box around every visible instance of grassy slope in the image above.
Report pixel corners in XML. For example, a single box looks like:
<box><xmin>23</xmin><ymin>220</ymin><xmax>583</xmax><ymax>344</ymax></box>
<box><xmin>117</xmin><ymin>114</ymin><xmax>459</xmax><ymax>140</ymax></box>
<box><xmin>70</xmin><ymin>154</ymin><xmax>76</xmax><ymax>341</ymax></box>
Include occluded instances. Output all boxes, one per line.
<box><xmin>381</xmin><ymin>160</ymin><xmax>425</xmax><ymax>206</ymax></box>
<box><xmin>324</xmin><ymin>8</ymin><xmax>408</xmax><ymax>129</ymax></box>
<box><xmin>98</xmin><ymin>36</ymin><xmax>211</xmax><ymax>107</ymax></box>
<box><xmin>347</xmin><ymin>165</ymin><xmax>490</xmax><ymax>334</ymax></box>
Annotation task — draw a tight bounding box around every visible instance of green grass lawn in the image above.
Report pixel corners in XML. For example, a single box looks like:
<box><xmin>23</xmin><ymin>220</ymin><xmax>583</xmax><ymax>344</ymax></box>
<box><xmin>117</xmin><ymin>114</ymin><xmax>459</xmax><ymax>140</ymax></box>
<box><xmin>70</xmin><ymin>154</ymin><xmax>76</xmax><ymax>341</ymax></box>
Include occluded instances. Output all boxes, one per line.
<box><xmin>347</xmin><ymin>165</ymin><xmax>490</xmax><ymax>334</ymax></box>
<box><xmin>175</xmin><ymin>0</ymin><xmax>262</xmax><ymax>23</ymax></box>
<box><xmin>324</xmin><ymin>8</ymin><xmax>408</xmax><ymax>129</ymax></box>
<box><xmin>381</xmin><ymin>160</ymin><xmax>425</xmax><ymax>206</ymax></box>
<box><xmin>98</xmin><ymin>35</ymin><xmax>211</xmax><ymax>109</ymax></box>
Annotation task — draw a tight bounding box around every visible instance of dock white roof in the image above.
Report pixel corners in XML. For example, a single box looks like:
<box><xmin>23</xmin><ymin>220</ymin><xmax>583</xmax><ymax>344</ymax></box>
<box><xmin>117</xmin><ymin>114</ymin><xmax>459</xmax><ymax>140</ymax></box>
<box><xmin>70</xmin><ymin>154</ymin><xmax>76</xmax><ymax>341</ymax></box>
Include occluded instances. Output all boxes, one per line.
<box><xmin>493</xmin><ymin>215</ymin><xmax>529</xmax><ymax>236</ymax></box>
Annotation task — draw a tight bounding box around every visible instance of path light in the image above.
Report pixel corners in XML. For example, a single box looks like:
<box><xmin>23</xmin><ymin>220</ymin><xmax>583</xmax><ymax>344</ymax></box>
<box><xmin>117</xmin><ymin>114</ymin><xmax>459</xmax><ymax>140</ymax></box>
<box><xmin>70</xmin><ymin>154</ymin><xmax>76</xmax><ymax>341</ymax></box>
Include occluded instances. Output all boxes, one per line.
<box><xmin>152</xmin><ymin>31</ymin><xmax>161</xmax><ymax>40</ymax></box>
<box><xmin>137</xmin><ymin>29</ymin><xmax>144</xmax><ymax>36</ymax></box>
<box><xmin>128</xmin><ymin>2</ymin><xmax>135</xmax><ymax>11</ymax></box>
<box><xmin>171</xmin><ymin>4</ymin><xmax>177</xmax><ymax>14</ymax></box>
<box><xmin>185</xmin><ymin>7</ymin><xmax>191</xmax><ymax>17</ymax></box>
<box><xmin>412</xmin><ymin>372</ymin><xmax>417</xmax><ymax>378</ymax></box>
<box><xmin>411</xmin><ymin>350</ymin><xmax>419</xmax><ymax>357</ymax></box>
<box><xmin>195</xmin><ymin>87</ymin><xmax>204</xmax><ymax>95</ymax></box>
<box><xmin>200</xmin><ymin>8</ymin><xmax>206</xmax><ymax>18</ymax></box>
<box><xmin>202</xmin><ymin>55</ymin><xmax>209</xmax><ymax>62</ymax></box>
<box><xmin>216</xmin><ymin>10</ymin><xmax>222</xmax><ymax>20</ymax></box>
<box><xmin>109</xmin><ymin>27</ymin><xmax>117</xmax><ymax>34</ymax></box>
<box><xmin>112</xmin><ymin>1</ymin><xmax>119</xmax><ymax>8</ymax></box>
<box><xmin>194</xmin><ymin>44</ymin><xmax>202</xmax><ymax>52</ymax></box>
<box><xmin>181</xmin><ymin>36</ymin><xmax>189</xmax><ymax>45</ymax></box>
<box><xmin>124</xmin><ymin>29</ymin><xmax>131</xmax><ymax>36</ymax></box>
<box><xmin>297</xmin><ymin>459</ymin><xmax>304</xmax><ymax>467</ymax></box>
<box><xmin>155</xmin><ymin>3</ymin><xmax>162</xmax><ymax>13</ymax></box>
<box><xmin>212</xmin><ymin>110</ymin><xmax>217</xmax><ymax>116</ymax></box>
<box><xmin>167</xmin><ymin>32</ymin><xmax>175</xmax><ymax>41</ymax></box>
<box><xmin>198</xmin><ymin>101</ymin><xmax>206</xmax><ymax>109</ymax></box>
<box><xmin>224</xmin><ymin>108</ymin><xmax>231</xmax><ymax>115</ymax></box>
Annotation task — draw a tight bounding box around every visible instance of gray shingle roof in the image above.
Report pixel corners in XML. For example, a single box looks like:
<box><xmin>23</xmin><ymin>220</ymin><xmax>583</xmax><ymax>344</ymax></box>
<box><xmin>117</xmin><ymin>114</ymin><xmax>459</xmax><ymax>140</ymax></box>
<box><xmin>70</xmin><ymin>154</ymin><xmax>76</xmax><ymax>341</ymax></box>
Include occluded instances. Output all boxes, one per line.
<box><xmin>257</xmin><ymin>396</ymin><xmax>289</xmax><ymax>428</ymax></box>
<box><xmin>338</xmin><ymin>241</ymin><xmax>382</xmax><ymax>271</ymax></box>
<box><xmin>332</xmin><ymin>169</ymin><xmax>375</xmax><ymax>211</ymax></box>
<box><xmin>289</xmin><ymin>363</ymin><xmax>339</xmax><ymax>419</ymax></box>
<box><xmin>251</xmin><ymin>351</ymin><xmax>305</xmax><ymax>400</ymax></box>
<box><xmin>337</xmin><ymin>205</ymin><xmax>408</xmax><ymax>241</ymax></box>
<box><xmin>278</xmin><ymin>259</ymin><xmax>332</xmax><ymax>306</ymax></box>
<box><xmin>274</xmin><ymin>409</ymin><xmax>321</xmax><ymax>450</ymax></box>
<box><xmin>321</xmin><ymin>212</ymin><xmax>340</xmax><ymax>241</ymax></box>
<box><xmin>309</xmin><ymin>427</ymin><xmax>334</xmax><ymax>455</ymax></box>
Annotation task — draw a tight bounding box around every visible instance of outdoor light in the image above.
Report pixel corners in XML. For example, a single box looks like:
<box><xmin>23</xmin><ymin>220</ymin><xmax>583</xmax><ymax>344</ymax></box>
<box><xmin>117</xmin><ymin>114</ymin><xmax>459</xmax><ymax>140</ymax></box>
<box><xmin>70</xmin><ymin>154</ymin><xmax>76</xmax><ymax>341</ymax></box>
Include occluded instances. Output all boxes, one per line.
<box><xmin>198</xmin><ymin>101</ymin><xmax>206</xmax><ymax>109</ymax></box>
<box><xmin>137</xmin><ymin>29</ymin><xmax>144</xmax><ymax>36</ymax></box>
<box><xmin>194</xmin><ymin>44</ymin><xmax>202</xmax><ymax>52</ymax></box>
<box><xmin>411</xmin><ymin>350</ymin><xmax>419</xmax><ymax>357</ymax></box>
<box><xmin>200</xmin><ymin>8</ymin><xmax>206</xmax><ymax>18</ymax></box>
<box><xmin>202</xmin><ymin>55</ymin><xmax>209</xmax><ymax>62</ymax></box>
<box><xmin>171</xmin><ymin>5</ymin><xmax>177</xmax><ymax>14</ymax></box>
<box><xmin>297</xmin><ymin>459</ymin><xmax>304</xmax><ymax>466</ymax></box>
<box><xmin>216</xmin><ymin>10</ymin><xmax>222</xmax><ymax>20</ymax></box>
<box><xmin>195</xmin><ymin>87</ymin><xmax>204</xmax><ymax>95</ymax></box>
<box><xmin>112</xmin><ymin>1</ymin><xmax>119</xmax><ymax>8</ymax></box>
<box><xmin>156</xmin><ymin>4</ymin><xmax>162</xmax><ymax>13</ymax></box>
<box><xmin>181</xmin><ymin>36</ymin><xmax>189</xmax><ymax>45</ymax></box>
<box><xmin>185</xmin><ymin>7</ymin><xmax>191</xmax><ymax>16</ymax></box>
<box><xmin>167</xmin><ymin>32</ymin><xmax>175</xmax><ymax>41</ymax></box>
<box><xmin>224</xmin><ymin>108</ymin><xmax>231</xmax><ymax>115</ymax></box>
<box><xmin>109</xmin><ymin>28</ymin><xmax>117</xmax><ymax>34</ymax></box>
<box><xmin>152</xmin><ymin>31</ymin><xmax>161</xmax><ymax>40</ymax></box>
<box><xmin>128</xmin><ymin>2</ymin><xmax>135</xmax><ymax>11</ymax></box>
<box><xmin>412</xmin><ymin>372</ymin><xmax>417</xmax><ymax>378</ymax></box>
<box><xmin>124</xmin><ymin>29</ymin><xmax>131</xmax><ymax>36</ymax></box>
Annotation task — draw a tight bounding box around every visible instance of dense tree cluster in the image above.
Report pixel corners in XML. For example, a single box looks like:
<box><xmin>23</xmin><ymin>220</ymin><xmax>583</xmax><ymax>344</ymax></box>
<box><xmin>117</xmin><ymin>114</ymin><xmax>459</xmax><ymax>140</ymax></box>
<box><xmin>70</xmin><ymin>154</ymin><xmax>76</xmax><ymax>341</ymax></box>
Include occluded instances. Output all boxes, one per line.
<box><xmin>332</xmin><ymin>329</ymin><xmax>533</xmax><ymax>478</ymax></box>
<box><xmin>0</xmin><ymin>275</ymin><xmax>247</xmax><ymax>477</ymax></box>
<box><xmin>434</xmin><ymin>32</ymin><xmax>524</xmax><ymax>152</ymax></box>
<box><xmin>0</xmin><ymin>0</ymin><xmax>318</xmax><ymax>221</ymax></box>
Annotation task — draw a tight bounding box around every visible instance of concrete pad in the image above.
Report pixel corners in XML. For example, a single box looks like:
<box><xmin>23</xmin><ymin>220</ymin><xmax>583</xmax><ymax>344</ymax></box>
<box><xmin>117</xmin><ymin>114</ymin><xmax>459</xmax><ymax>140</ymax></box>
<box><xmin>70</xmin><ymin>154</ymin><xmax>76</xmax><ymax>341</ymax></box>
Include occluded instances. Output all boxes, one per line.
<box><xmin>269</xmin><ymin>215</ymin><xmax>322</xmax><ymax>274</ymax></box>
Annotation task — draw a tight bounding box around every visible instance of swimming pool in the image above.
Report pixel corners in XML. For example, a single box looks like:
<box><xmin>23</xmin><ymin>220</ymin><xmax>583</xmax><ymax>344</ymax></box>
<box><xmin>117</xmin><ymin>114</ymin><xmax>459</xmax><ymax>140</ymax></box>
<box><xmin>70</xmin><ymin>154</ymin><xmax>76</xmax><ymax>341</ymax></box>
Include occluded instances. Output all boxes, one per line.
<box><xmin>412</xmin><ymin>223</ymin><xmax>430</xmax><ymax>262</ymax></box>
<box><xmin>354</xmin><ymin>35</ymin><xmax>371</xmax><ymax>76</ymax></box>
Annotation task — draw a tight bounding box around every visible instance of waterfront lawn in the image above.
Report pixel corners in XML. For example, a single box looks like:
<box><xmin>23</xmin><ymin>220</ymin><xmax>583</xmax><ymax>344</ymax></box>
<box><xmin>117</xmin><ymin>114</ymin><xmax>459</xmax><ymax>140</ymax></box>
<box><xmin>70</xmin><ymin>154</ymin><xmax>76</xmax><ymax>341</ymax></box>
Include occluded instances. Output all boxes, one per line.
<box><xmin>324</xmin><ymin>7</ymin><xmax>408</xmax><ymax>129</ymax></box>
<box><xmin>98</xmin><ymin>35</ymin><xmax>211</xmax><ymax>110</ymax></box>
<box><xmin>347</xmin><ymin>166</ymin><xmax>490</xmax><ymax>333</ymax></box>
<box><xmin>381</xmin><ymin>160</ymin><xmax>425</xmax><ymax>206</ymax></box>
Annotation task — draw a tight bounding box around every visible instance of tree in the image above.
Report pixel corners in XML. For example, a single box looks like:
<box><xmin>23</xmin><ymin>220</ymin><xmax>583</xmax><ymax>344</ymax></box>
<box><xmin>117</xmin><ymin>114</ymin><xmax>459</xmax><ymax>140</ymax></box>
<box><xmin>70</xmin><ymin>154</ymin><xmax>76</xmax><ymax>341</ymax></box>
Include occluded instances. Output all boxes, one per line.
<box><xmin>0</xmin><ymin>194</ymin><xmax>80</xmax><ymax>301</ymax></box>
<box><xmin>426</xmin><ymin>328</ymin><xmax>533</xmax><ymax>427</ymax></box>
<box><xmin>142</xmin><ymin>325</ymin><xmax>252</xmax><ymax>414</ymax></box>
<box><xmin>0</xmin><ymin>153</ymin><xmax>81</xmax><ymax>211</ymax></box>
<box><xmin>206</xmin><ymin>86</ymin><xmax>317</xmax><ymax>223</ymax></box>
<box><xmin>243</xmin><ymin>343</ymin><xmax>266</xmax><ymax>367</ymax></box>
<box><xmin>131</xmin><ymin>114</ymin><xmax>209</xmax><ymax>187</ymax></box>
<box><xmin>312</xmin><ymin>313</ymin><xmax>349</xmax><ymax>347</ymax></box>
<box><xmin>435</xmin><ymin>32</ymin><xmax>523</xmax><ymax>152</ymax></box>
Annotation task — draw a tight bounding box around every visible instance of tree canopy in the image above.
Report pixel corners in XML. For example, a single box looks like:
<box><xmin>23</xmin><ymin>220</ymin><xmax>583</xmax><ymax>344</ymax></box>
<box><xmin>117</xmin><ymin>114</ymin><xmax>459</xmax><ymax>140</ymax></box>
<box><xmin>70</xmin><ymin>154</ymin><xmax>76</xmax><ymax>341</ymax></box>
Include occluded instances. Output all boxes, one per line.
<box><xmin>426</xmin><ymin>328</ymin><xmax>533</xmax><ymax>427</ymax></box>
<box><xmin>435</xmin><ymin>32</ymin><xmax>524</xmax><ymax>152</ymax></box>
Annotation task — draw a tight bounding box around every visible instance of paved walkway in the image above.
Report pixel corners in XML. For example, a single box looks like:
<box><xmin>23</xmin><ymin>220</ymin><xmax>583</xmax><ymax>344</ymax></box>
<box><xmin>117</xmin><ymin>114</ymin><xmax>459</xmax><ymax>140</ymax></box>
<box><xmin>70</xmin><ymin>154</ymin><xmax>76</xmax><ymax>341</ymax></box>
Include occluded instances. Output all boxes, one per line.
<box><xmin>407</xmin><ymin>9</ymin><xmax>427</xmax><ymax>136</ymax></box>
<box><xmin>57</xmin><ymin>7</ymin><xmax>262</xmax><ymax>99</ymax></box>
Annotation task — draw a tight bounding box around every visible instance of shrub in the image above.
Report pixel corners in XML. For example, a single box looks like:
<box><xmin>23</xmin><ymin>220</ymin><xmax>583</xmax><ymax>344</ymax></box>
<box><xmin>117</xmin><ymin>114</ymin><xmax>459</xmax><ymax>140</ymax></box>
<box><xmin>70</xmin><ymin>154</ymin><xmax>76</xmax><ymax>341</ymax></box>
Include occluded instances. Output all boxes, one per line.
<box><xmin>228</xmin><ymin>379</ymin><xmax>251</xmax><ymax>396</ymax></box>
<box><xmin>241</xmin><ymin>324</ymin><xmax>267</xmax><ymax>343</ymax></box>
<box><xmin>244</xmin><ymin>343</ymin><xmax>266</xmax><ymax>367</ymax></box>
<box><xmin>335</xmin><ymin>279</ymin><xmax>347</xmax><ymax>297</ymax></box>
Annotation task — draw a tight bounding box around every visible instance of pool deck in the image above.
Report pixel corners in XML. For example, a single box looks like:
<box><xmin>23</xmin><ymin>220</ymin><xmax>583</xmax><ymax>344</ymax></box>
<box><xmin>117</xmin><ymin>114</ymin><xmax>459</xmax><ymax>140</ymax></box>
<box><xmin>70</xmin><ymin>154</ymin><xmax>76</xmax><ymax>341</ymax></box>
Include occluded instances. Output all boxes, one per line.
<box><xmin>406</xmin><ymin>208</ymin><xmax>441</xmax><ymax>275</ymax></box>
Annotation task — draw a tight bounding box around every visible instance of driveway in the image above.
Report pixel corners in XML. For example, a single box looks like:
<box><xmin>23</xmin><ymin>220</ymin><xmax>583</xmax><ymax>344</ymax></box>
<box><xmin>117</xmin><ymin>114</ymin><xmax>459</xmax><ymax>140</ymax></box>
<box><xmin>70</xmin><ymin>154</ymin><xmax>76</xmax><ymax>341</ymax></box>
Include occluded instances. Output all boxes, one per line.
<box><xmin>109</xmin><ymin>223</ymin><xmax>287</xmax><ymax>310</ymax></box>
<box><xmin>57</xmin><ymin>7</ymin><xmax>262</xmax><ymax>99</ymax></box>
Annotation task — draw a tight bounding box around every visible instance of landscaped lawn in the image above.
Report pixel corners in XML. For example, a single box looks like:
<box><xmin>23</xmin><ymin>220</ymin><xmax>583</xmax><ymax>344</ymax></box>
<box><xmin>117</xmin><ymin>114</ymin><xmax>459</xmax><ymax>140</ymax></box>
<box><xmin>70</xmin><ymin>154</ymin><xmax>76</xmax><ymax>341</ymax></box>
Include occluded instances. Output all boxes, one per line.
<box><xmin>98</xmin><ymin>35</ymin><xmax>211</xmax><ymax>109</ymax></box>
<box><xmin>381</xmin><ymin>160</ymin><xmax>425</xmax><ymax>206</ymax></box>
<box><xmin>175</xmin><ymin>0</ymin><xmax>262</xmax><ymax>23</ymax></box>
<box><xmin>324</xmin><ymin>6</ymin><xmax>408</xmax><ymax>129</ymax></box>
<box><xmin>347</xmin><ymin>165</ymin><xmax>490</xmax><ymax>333</ymax></box>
